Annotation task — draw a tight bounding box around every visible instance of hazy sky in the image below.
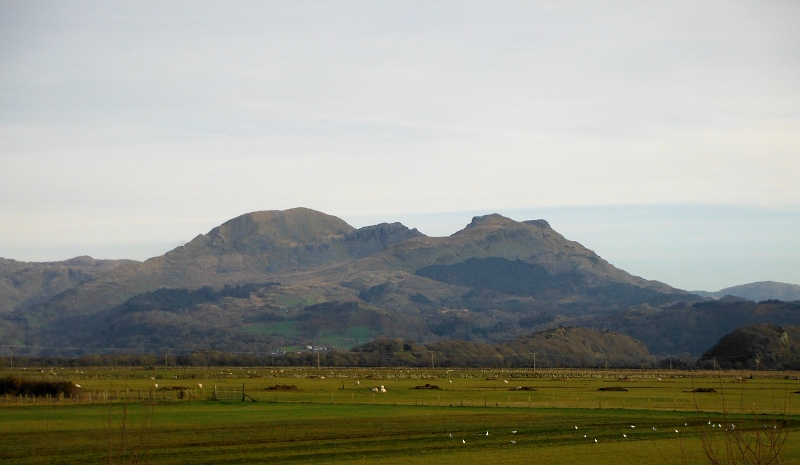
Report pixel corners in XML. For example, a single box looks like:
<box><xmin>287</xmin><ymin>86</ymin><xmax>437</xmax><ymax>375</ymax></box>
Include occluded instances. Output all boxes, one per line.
<box><xmin>1</xmin><ymin>1</ymin><xmax>798</xmax><ymax>291</ymax></box>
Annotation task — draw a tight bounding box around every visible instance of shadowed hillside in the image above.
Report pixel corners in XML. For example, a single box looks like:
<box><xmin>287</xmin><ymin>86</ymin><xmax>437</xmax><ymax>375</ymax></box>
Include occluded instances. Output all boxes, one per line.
<box><xmin>700</xmin><ymin>324</ymin><xmax>800</xmax><ymax>370</ymax></box>
<box><xmin>346</xmin><ymin>326</ymin><xmax>652</xmax><ymax>368</ymax></box>
<box><xmin>577</xmin><ymin>299</ymin><xmax>800</xmax><ymax>356</ymax></box>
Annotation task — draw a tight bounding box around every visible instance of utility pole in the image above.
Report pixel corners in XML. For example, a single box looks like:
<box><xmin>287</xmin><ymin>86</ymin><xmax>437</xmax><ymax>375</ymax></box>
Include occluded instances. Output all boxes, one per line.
<box><xmin>431</xmin><ymin>352</ymin><xmax>435</xmax><ymax>370</ymax></box>
<box><xmin>533</xmin><ymin>353</ymin><xmax>536</xmax><ymax>371</ymax></box>
<box><xmin>164</xmin><ymin>348</ymin><xmax>169</xmax><ymax>368</ymax></box>
<box><xmin>317</xmin><ymin>352</ymin><xmax>320</xmax><ymax>370</ymax></box>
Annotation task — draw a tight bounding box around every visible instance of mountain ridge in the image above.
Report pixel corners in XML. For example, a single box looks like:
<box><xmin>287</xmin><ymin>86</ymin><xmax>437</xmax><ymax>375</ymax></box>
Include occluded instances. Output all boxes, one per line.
<box><xmin>0</xmin><ymin>207</ymin><xmax>711</xmax><ymax>356</ymax></box>
<box><xmin>692</xmin><ymin>281</ymin><xmax>800</xmax><ymax>302</ymax></box>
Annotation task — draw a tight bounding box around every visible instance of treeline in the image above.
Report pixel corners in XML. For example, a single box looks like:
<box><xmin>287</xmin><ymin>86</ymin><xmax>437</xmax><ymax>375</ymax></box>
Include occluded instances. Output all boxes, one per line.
<box><xmin>0</xmin><ymin>327</ymin><xmax>655</xmax><ymax>369</ymax></box>
<box><xmin>0</xmin><ymin>350</ymin><xmax>646</xmax><ymax>369</ymax></box>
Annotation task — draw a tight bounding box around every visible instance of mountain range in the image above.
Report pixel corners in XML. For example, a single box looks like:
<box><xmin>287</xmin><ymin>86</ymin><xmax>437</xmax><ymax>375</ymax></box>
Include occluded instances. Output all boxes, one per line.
<box><xmin>1</xmin><ymin>208</ymin><xmax>798</xmax><ymax>358</ymax></box>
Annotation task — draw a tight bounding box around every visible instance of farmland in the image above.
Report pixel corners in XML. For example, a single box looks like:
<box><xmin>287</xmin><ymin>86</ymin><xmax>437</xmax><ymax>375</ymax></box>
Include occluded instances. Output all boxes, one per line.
<box><xmin>1</xmin><ymin>367</ymin><xmax>799</xmax><ymax>464</ymax></box>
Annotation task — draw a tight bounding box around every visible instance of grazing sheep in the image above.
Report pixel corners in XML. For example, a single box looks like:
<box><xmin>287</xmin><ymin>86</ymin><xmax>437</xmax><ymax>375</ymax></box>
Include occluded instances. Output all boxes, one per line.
<box><xmin>380</xmin><ymin>385</ymin><xmax>387</xmax><ymax>393</ymax></box>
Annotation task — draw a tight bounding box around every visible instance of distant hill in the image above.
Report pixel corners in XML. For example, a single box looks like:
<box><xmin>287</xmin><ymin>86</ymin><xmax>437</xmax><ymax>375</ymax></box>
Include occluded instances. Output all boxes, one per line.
<box><xmin>0</xmin><ymin>256</ymin><xmax>137</xmax><ymax>315</ymax></box>
<box><xmin>692</xmin><ymin>281</ymin><xmax>800</xmax><ymax>302</ymax></box>
<box><xmin>350</xmin><ymin>327</ymin><xmax>652</xmax><ymax>368</ymax></box>
<box><xmin>1</xmin><ymin>208</ymin><xmax>702</xmax><ymax>356</ymax></box>
<box><xmin>700</xmin><ymin>324</ymin><xmax>800</xmax><ymax>370</ymax></box>
<box><xmin>576</xmin><ymin>299</ymin><xmax>800</xmax><ymax>356</ymax></box>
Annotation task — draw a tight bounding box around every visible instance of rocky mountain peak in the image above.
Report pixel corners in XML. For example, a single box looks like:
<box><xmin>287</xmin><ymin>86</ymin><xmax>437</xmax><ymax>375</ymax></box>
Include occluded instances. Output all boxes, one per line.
<box><xmin>455</xmin><ymin>213</ymin><xmax>521</xmax><ymax>234</ymax></box>
<box><xmin>172</xmin><ymin>208</ymin><xmax>355</xmax><ymax>257</ymax></box>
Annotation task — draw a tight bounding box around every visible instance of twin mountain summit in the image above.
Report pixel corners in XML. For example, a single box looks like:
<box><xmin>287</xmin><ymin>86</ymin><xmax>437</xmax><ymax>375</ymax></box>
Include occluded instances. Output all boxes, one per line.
<box><xmin>2</xmin><ymin>207</ymin><xmax>799</xmax><ymax>367</ymax></box>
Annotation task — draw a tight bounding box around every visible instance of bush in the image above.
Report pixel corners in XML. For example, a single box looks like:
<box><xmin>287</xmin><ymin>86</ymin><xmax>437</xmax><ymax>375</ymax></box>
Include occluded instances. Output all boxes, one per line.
<box><xmin>0</xmin><ymin>376</ymin><xmax>79</xmax><ymax>398</ymax></box>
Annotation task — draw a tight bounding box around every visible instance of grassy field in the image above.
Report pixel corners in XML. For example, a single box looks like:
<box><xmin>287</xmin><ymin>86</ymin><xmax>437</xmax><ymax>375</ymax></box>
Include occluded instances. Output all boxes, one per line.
<box><xmin>1</xmin><ymin>367</ymin><xmax>799</xmax><ymax>464</ymax></box>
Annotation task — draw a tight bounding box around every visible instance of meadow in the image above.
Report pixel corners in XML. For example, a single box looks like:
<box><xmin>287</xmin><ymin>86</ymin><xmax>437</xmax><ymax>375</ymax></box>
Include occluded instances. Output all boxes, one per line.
<box><xmin>1</xmin><ymin>367</ymin><xmax>798</xmax><ymax>464</ymax></box>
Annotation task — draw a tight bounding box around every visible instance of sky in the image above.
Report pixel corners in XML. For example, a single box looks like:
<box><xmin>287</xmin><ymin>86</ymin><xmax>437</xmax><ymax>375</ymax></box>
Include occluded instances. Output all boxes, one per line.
<box><xmin>1</xmin><ymin>1</ymin><xmax>798</xmax><ymax>291</ymax></box>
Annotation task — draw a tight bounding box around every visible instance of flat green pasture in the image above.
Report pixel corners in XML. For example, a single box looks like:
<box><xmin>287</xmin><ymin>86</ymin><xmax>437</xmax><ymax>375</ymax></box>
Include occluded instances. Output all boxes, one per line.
<box><xmin>1</xmin><ymin>368</ymin><xmax>799</xmax><ymax>464</ymax></box>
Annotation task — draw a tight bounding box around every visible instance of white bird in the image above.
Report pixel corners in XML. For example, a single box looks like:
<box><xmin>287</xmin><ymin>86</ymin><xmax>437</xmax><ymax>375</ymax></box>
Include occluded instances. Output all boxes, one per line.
<box><xmin>154</xmin><ymin>384</ymin><xmax>158</xmax><ymax>388</ymax></box>
<box><xmin>594</xmin><ymin>439</ymin><xmax>597</xmax><ymax>443</ymax></box>
<box><xmin>623</xmin><ymin>434</ymin><xmax>626</xmax><ymax>438</ymax></box>
<box><xmin>198</xmin><ymin>383</ymin><xmax>202</xmax><ymax>389</ymax></box>
<box><xmin>575</xmin><ymin>426</ymin><xmax>578</xmax><ymax>430</ymax></box>
<box><xmin>462</xmin><ymin>439</ymin><xmax>466</xmax><ymax>444</ymax></box>
<box><xmin>74</xmin><ymin>384</ymin><xmax>81</xmax><ymax>388</ymax></box>
<box><xmin>510</xmin><ymin>440</ymin><xmax>516</xmax><ymax>444</ymax></box>
<box><xmin>355</xmin><ymin>381</ymin><xmax>360</xmax><ymax>385</ymax></box>
<box><xmin>584</xmin><ymin>435</ymin><xmax>587</xmax><ymax>438</ymax></box>
<box><xmin>503</xmin><ymin>380</ymin><xmax>508</xmax><ymax>384</ymax></box>
<box><xmin>450</xmin><ymin>433</ymin><xmax>453</xmax><ymax>438</ymax></box>
<box><xmin>675</xmin><ymin>430</ymin><xmax>679</xmax><ymax>433</ymax></box>
<box><xmin>652</xmin><ymin>427</ymin><xmax>657</xmax><ymax>431</ymax></box>
<box><xmin>511</xmin><ymin>431</ymin><xmax>517</xmax><ymax>434</ymax></box>
<box><xmin>486</xmin><ymin>431</ymin><xmax>489</xmax><ymax>436</ymax></box>
<box><xmin>630</xmin><ymin>425</ymin><xmax>635</xmax><ymax>428</ymax></box>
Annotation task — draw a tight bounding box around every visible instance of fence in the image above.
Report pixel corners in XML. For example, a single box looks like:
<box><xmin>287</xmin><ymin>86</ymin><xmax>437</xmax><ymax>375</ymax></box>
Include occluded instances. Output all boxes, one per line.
<box><xmin>212</xmin><ymin>384</ymin><xmax>256</xmax><ymax>402</ymax></box>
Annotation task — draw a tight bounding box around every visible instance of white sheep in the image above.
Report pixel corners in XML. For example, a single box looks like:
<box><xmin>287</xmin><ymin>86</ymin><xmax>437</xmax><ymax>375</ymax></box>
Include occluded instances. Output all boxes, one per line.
<box><xmin>380</xmin><ymin>385</ymin><xmax>386</xmax><ymax>393</ymax></box>
<box><xmin>371</xmin><ymin>387</ymin><xmax>379</xmax><ymax>393</ymax></box>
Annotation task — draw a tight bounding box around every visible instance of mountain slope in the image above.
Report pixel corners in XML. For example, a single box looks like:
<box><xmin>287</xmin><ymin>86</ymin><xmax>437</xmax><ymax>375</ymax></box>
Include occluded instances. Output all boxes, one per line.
<box><xmin>327</xmin><ymin>214</ymin><xmax>666</xmax><ymax>285</ymax></box>
<box><xmin>312</xmin><ymin>214</ymin><xmax>690</xmax><ymax>319</ymax></box>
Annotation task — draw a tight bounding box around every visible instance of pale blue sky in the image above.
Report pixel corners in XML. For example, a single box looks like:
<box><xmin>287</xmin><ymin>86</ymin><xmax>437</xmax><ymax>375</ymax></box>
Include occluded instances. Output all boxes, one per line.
<box><xmin>1</xmin><ymin>1</ymin><xmax>798</xmax><ymax>291</ymax></box>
